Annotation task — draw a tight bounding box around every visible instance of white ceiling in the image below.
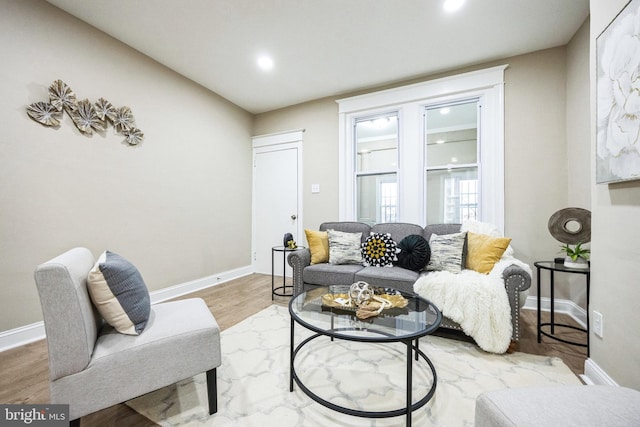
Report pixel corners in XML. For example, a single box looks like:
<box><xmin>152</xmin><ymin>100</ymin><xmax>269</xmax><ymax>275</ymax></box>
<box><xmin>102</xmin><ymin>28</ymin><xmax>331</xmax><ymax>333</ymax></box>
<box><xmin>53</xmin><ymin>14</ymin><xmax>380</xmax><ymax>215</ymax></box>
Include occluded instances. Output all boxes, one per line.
<box><xmin>45</xmin><ymin>0</ymin><xmax>589</xmax><ymax>114</ymax></box>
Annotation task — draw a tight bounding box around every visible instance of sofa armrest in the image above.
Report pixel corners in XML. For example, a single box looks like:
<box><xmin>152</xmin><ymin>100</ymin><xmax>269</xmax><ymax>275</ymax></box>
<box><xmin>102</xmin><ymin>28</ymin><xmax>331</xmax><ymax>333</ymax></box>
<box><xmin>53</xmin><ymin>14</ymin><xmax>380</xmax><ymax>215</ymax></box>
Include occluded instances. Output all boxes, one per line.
<box><xmin>501</xmin><ymin>263</ymin><xmax>532</xmax><ymax>343</ymax></box>
<box><xmin>287</xmin><ymin>248</ymin><xmax>311</xmax><ymax>295</ymax></box>
<box><xmin>502</xmin><ymin>264</ymin><xmax>532</xmax><ymax>294</ymax></box>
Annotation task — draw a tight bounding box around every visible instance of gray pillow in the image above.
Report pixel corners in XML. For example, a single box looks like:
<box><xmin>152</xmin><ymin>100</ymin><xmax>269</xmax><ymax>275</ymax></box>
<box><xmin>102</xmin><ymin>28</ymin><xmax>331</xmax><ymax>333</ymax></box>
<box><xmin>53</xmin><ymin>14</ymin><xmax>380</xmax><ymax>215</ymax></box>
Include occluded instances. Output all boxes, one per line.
<box><xmin>327</xmin><ymin>229</ymin><xmax>363</xmax><ymax>265</ymax></box>
<box><xmin>426</xmin><ymin>232</ymin><xmax>467</xmax><ymax>274</ymax></box>
<box><xmin>87</xmin><ymin>251</ymin><xmax>151</xmax><ymax>335</ymax></box>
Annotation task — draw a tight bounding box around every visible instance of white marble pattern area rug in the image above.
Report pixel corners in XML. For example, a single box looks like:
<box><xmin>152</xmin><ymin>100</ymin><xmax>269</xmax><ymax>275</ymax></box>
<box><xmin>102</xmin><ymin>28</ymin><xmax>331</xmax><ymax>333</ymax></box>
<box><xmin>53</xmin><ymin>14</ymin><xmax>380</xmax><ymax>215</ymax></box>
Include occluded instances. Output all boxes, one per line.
<box><xmin>126</xmin><ymin>304</ymin><xmax>581</xmax><ymax>426</ymax></box>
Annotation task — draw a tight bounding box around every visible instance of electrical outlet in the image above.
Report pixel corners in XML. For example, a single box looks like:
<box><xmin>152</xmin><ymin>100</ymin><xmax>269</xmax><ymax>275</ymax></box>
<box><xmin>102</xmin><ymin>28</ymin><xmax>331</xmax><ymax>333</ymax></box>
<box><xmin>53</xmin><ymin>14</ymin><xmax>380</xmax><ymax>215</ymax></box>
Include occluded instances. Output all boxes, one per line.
<box><xmin>593</xmin><ymin>311</ymin><xmax>604</xmax><ymax>338</ymax></box>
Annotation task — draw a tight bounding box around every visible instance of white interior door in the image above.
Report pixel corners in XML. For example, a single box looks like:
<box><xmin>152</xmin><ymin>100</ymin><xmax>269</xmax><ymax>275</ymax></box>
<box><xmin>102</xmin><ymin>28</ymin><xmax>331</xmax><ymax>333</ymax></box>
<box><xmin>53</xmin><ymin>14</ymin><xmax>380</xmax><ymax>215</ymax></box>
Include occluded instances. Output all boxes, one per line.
<box><xmin>252</xmin><ymin>132</ymin><xmax>303</xmax><ymax>276</ymax></box>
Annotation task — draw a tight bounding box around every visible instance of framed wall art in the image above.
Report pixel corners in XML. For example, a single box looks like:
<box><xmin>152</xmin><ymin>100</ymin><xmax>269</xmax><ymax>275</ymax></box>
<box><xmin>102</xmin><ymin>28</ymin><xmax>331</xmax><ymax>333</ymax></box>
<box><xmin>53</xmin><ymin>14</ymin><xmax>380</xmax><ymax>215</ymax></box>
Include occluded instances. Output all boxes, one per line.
<box><xmin>596</xmin><ymin>0</ymin><xmax>640</xmax><ymax>184</ymax></box>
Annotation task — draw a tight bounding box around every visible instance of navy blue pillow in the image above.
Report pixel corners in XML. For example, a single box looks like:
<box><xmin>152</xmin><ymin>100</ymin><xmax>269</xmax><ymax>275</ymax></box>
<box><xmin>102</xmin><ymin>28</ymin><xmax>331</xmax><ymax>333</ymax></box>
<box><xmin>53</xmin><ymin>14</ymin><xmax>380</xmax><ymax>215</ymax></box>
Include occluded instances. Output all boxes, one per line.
<box><xmin>396</xmin><ymin>234</ymin><xmax>431</xmax><ymax>271</ymax></box>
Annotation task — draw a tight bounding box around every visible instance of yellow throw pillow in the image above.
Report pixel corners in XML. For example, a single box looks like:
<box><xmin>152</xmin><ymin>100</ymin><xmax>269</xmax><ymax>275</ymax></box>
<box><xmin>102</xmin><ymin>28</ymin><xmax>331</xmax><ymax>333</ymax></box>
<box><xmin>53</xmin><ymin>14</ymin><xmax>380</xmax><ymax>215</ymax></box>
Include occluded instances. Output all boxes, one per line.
<box><xmin>305</xmin><ymin>229</ymin><xmax>329</xmax><ymax>264</ymax></box>
<box><xmin>466</xmin><ymin>232</ymin><xmax>512</xmax><ymax>274</ymax></box>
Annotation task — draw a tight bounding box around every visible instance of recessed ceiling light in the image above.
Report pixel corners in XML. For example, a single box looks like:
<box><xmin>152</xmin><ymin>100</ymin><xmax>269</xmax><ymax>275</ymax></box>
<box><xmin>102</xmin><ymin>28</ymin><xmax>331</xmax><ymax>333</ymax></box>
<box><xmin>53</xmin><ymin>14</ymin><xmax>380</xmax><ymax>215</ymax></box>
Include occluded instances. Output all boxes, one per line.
<box><xmin>257</xmin><ymin>55</ymin><xmax>274</xmax><ymax>71</ymax></box>
<box><xmin>443</xmin><ymin>0</ymin><xmax>465</xmax><ymax>12</ymax></box>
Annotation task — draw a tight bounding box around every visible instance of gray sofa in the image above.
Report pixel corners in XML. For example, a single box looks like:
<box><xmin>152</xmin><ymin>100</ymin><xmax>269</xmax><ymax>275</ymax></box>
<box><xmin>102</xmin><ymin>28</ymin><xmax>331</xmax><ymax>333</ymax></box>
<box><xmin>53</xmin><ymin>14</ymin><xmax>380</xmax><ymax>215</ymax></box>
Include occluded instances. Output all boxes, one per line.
<box><xmin>288</xmin><ymin>222</ymin><xmax>532</xmax><ymax>345</ymax></box>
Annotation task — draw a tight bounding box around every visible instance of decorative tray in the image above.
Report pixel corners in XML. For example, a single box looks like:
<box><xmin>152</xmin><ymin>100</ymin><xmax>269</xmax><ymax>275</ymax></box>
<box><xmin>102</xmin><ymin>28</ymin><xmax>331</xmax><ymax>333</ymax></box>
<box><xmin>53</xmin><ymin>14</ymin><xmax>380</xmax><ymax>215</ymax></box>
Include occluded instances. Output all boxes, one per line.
<box><xmin>321</xmin><ymin>293</ymin><xmax>409</xmax><ymax>319</ymax></box>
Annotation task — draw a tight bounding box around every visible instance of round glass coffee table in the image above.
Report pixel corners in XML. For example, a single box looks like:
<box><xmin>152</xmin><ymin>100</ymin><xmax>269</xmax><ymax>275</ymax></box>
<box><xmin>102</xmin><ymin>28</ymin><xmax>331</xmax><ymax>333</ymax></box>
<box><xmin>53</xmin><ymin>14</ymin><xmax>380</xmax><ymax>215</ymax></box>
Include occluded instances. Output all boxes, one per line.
<box><xmin>289</xmin><ymin>285</ymin><xmax>442</xmax><ymax>426</ymax></box>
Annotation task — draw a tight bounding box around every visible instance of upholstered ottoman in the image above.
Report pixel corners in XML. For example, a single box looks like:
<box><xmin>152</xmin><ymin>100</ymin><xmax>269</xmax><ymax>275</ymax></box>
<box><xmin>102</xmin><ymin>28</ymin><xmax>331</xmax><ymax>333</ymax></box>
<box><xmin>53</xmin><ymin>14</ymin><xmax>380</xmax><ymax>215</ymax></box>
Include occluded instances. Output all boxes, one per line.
<box><xmin>475</xmin><ymin>385</ymin><xmax>640</xmax><ymax>426</ymax></box>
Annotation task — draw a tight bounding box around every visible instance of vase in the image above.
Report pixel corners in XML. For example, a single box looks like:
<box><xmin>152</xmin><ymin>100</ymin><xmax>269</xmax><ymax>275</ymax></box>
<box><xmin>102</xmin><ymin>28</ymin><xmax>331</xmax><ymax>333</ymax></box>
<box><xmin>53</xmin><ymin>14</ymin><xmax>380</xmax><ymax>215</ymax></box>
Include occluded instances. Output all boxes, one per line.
<box><xmin>564</xmin><ymin>256</ymin><xmax>589</xmax><ymax>269</ymax></box>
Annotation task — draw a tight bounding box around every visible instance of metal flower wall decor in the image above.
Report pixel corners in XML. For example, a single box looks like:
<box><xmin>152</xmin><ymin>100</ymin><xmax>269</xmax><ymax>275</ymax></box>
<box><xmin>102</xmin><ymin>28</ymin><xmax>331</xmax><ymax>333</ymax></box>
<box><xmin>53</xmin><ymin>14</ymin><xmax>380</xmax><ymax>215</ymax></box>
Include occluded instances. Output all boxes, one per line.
<box><xmin>26</xmin><ymin>79</ymin><xmax>144</xmax><ymax>146</ymax></box>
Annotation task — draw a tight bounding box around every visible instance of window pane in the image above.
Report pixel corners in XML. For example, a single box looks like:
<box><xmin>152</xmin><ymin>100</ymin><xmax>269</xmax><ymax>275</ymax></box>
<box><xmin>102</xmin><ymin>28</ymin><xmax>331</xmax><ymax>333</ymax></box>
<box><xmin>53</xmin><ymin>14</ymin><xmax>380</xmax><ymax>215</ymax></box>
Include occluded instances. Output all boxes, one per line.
<box><xmin>357</xmin><ymin>173</ymin><xmax>397</xmax><ymax>225</ymax></box>
<box><xmin>356</xmin><ymin>114</ymin><xmax>398</xmax><ymax>173</ymax></box>
<box><xmin>425</xmin><ymin>101</ymin><xmax>478</xmax><ymax>167</ymax></box>
<box><xmin>426</xmin><ymin>167</ymin><xmax>478</xmax><ymax>224</ymax></box>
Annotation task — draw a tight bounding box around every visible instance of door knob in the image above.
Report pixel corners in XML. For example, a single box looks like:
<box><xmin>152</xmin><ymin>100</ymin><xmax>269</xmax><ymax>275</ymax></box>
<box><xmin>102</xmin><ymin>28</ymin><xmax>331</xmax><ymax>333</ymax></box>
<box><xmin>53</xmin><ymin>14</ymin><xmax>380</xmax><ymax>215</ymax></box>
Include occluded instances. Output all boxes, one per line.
<box><xmin>291</xmin><ymin>214</ymin><xmax>297</xmax><ymax>220</ymax></box>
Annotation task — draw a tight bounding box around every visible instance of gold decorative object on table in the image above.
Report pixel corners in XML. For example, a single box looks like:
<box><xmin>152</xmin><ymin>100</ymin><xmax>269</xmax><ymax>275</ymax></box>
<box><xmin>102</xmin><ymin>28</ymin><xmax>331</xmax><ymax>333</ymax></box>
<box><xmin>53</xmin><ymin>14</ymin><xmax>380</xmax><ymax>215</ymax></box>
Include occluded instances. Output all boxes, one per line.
<box><xmin>286</xmin><ymin>240</ymin><xmax>297</xmax><ymax>249</ymax></box>
<box><xmin>321</xmin><ymin>281</ymin><xmax>409</xmax><ymax>319</ymax></box>
<box><xmin>283</xmin><ymin>232</ymin><xmax>297</xmax><ymax>249</ymax></box>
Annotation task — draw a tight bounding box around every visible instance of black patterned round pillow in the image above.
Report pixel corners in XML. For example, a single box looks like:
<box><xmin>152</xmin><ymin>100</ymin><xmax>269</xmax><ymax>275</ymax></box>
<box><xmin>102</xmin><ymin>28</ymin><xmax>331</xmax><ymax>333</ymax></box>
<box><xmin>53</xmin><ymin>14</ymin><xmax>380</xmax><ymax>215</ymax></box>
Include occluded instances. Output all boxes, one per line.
<box><xmin>360</xmin><ymin>232</ymin><xmax>398</xmax><ymax>267</ymax></box>
<box><xmin>396</xmin><ymin>234</ymin><xmax>430</xmax><ymax>271</ymax></box>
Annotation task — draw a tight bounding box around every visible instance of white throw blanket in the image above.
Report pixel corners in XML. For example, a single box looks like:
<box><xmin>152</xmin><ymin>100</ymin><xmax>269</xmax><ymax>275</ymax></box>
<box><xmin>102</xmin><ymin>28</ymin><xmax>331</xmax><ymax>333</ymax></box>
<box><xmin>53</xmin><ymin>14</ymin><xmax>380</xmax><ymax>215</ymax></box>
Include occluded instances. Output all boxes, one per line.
<box><xmin>414</xmin><ymin>255</ymin><xmax>531</xmax><ymax>354</ymax></box>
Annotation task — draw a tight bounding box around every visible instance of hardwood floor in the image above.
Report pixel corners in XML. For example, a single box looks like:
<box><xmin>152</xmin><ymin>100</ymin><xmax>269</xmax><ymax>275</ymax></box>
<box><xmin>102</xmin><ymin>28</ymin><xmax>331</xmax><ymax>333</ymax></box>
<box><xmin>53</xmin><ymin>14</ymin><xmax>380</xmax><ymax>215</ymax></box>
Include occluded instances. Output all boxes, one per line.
<box><xmin>519</xmin><ymin>307</ymin><xmax>588</xmax><ymax>376</ymax></box>
<box><xmin>0</xmin><ymin>274</ymin><xmax>587</xmax><ymax>426</ymax></box>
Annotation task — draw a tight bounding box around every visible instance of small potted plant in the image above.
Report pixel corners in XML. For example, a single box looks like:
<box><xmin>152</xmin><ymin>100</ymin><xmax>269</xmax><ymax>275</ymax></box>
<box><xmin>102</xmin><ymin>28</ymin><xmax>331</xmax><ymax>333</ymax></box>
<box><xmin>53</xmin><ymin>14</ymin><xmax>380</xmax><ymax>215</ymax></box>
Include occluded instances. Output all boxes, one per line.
<box><xmin>560</xmin><ymin>242</ymin><xmax>590</xmax><ymax>269</ymax></box>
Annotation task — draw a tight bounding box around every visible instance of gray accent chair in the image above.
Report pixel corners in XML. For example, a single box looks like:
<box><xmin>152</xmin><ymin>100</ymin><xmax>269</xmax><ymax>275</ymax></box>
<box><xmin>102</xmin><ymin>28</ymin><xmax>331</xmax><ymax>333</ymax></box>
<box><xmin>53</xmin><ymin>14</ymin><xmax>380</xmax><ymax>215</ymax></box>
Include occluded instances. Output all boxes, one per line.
<box><xmin>288</xmin><ymin>222</ymin><xmax>531</xmax><ymax>347</ymax></box>
<box><xmin>34</xmin><ymin>247</ymin><xmax>222</xmax><ymax>426</ymax></box>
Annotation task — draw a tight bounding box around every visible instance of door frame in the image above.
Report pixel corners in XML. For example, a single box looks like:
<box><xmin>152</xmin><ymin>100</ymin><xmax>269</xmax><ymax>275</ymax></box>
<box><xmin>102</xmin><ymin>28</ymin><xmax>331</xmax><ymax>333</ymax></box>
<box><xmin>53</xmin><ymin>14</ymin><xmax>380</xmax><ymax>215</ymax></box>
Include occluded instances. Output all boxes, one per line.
<box><xmin>251</xmin><ymin>129</ymin><xmax>304</xmax><ymax>273</ymax></box>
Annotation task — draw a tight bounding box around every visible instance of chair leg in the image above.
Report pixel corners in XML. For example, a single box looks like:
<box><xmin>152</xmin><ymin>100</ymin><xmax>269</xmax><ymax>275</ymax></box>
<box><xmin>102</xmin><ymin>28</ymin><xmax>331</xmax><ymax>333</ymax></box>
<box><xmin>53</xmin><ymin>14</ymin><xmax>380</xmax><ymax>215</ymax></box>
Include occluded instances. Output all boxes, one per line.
<box><xmin>70</xmin><ymin>419</ymin><xmax>80</xmax><ymax>427</ymax></box>
<box><xmin>206</xmin><ymin>368</ymin><xmax>218</xmax><ymax>415</ymax></box>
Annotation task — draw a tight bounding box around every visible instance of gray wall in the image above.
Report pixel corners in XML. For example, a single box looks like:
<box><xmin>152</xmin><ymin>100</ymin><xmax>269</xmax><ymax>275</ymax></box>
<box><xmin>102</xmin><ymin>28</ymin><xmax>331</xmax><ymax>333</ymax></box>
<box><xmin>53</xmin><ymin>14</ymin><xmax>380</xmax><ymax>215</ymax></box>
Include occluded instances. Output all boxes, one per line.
<box><xmin>590</xmin><ymin>0</ymin><xmax>640</xmax><ymax>389</ymax></box>
<box><xmin>0</xmin><ymin>0</ymin><xmax>253</xmax><ymax>331</ymax></box>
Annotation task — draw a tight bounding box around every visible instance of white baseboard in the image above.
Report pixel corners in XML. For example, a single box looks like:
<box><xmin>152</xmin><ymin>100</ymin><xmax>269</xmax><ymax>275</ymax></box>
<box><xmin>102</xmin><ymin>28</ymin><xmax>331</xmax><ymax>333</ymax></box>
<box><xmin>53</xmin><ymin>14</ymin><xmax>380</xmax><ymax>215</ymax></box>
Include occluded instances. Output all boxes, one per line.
<box><xmin>0</xmin><ymin>322</ymin><xmax>47</xmax><ymax>352</ymax></box>
<box><xmin>582</xmin><ymin>358</ymin><xmax>619</xmax><ymax>386</ymax></box>
<box><xmin>149</xmin><ymin>265</ymin><xmax>253</xmax><ymax>304</ymax></box>
<box><xmin>523</xmin><ymin>295</ymin><xmax>587</xmax><ymax>328</ymax></box>
<box><xmin>0</xmin><ymin>264</ymin><xmax>254</xmax><ymax>353</ymax></box>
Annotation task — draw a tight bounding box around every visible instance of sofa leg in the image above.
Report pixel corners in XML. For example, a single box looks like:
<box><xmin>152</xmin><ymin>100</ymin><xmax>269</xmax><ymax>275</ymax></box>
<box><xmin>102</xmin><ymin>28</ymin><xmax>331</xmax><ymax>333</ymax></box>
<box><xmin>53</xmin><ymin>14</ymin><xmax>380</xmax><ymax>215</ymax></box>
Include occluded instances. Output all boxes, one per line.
<box><xmin>506</xmin><ymin>340</ymin><xmax>518</xmax><ymax>354</ymax></box>
<box><xmin>206</xmin><ymin>368</ymin><xmax>218</xmax><ymax>415</ymax></box>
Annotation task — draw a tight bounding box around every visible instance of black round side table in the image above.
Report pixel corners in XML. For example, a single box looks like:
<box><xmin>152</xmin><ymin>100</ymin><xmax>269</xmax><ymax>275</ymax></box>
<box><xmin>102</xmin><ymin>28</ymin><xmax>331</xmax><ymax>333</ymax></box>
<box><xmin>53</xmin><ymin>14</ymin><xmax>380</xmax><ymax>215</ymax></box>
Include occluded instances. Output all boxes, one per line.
<box><xmin>271</xmin><ymin>246</ymin><xmax>305</xmax><ymax>299</ymax></box>
<box><xmin>534</xmin><ymin>261</ymin><xmax>590</xmax><ymax>356</ymax></box>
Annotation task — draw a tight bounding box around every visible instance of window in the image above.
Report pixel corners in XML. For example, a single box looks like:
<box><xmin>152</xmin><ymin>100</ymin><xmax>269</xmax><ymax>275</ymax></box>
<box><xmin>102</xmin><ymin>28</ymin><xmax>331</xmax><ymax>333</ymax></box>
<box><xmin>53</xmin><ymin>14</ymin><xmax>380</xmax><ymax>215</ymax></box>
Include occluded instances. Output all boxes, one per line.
<box><xmin>379</xmin><ymin>181</ymin><xmax>397</xmax><ymax>222</ymax></box>
<box><xmin>425</xmin><ymin>100</ymin><xmax>479</xmax><ymax>224</ymax></box>
<box><xmin>338</xmin><ymin>66</ymin><xmax>506</xmax><ymax>231</ymax></box>
<box><xmin>355</xmin><ymin>113</ymin><xmax>398</xmax><ymax>225</ymax></box>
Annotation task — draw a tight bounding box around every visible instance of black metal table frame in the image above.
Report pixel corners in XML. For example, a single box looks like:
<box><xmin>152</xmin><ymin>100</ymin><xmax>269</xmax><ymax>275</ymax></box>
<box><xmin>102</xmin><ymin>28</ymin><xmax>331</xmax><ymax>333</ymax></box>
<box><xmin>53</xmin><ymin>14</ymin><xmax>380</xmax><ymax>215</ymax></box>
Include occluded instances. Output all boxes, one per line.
<box><xmin>289</xmin><ymin>312</ymin><xmax>438</xmax><ymax>426</ymax></box>
<box><xmin>535</xmin><ymin>261</ymin><xmax>590</xmax><ymax>356</ymax></box>
<box><xmin>271</xmin><ymin>246</ymin><xmax>302</xmax><ymax>299</ymax></box>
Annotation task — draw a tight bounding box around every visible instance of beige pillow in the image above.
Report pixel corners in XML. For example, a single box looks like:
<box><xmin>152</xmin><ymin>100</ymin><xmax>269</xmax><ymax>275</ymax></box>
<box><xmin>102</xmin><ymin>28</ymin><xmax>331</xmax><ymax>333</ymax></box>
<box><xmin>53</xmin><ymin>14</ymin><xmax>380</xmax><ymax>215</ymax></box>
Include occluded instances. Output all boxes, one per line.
<box><xmin>305</xmin><ymin>229</ymin><xmax>329</xmax><ymax>264</ymax></box>
<box><xmin>466</xmin><ymin>232</ymin><xmax>512</xmax><ymax>274</ymax></box>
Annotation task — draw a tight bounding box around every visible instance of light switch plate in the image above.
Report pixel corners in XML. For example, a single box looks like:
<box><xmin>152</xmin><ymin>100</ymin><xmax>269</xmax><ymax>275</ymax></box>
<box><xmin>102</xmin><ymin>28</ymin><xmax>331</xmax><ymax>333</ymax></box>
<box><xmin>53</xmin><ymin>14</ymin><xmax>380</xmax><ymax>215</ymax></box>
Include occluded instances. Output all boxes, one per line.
<box><xmin>593</xmin><ymin>310</ymin><xmax>603</xmax><ymax>338</ymax></box>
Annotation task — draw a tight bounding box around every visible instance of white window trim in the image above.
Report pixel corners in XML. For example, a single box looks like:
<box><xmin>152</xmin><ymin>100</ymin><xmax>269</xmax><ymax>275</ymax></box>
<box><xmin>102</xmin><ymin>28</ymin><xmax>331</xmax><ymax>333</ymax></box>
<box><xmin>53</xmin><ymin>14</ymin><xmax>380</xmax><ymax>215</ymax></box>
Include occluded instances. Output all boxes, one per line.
<box><xmin>337</xmin><ymin>65</ymin><xmax>506</xmax><ymax>231</ymax></box>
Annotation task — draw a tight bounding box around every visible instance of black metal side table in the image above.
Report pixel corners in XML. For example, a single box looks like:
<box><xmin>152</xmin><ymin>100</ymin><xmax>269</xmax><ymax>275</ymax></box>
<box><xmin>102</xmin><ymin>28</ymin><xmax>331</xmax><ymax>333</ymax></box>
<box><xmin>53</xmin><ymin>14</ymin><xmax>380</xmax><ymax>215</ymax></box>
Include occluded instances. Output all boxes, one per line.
<box><xmin>271</xmin><ymin>246</ymin><xmax>304</xmax><ymax>299</ymax></box>
<box><xmin>534</xmin><ymin>261</ymin><xmax>590</xmax><ymax>356</ymax></box>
